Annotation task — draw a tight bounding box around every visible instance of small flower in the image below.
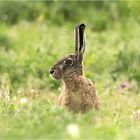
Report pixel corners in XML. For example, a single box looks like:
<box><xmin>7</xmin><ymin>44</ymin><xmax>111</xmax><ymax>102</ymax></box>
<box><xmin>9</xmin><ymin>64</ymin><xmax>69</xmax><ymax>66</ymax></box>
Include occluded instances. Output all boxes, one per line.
<box><xmin>5</xmin><ymin>94</ymin><xmax>10</xmax><ymax>102</ymax></box>
<box><xmin>31</xmin><ymin>89</ymin><xmax>35</xmax><ymax>93</ymax></box>
<box><xmin>17</xmin><ymin>90</ymin><xmax>22</xmax><ymax>94</ymax></box>
<box><xmin>120</xmin><ymin>82</ymin><xmax>129</xmax><ymax>89</ymax></box>
<box><xmin>20</xmin><ymin>98</ymin><xmax>28</xmax><ymax>104</ymax></box>
<box><xmin>66</xmin><ymin>123</ymin><xmax>79</xmax><ymax>138</ymax></box>
<box><xmin>13</xmin><ymin>96</ymin><xmax>17</xmax><ymax>101</ymax></box>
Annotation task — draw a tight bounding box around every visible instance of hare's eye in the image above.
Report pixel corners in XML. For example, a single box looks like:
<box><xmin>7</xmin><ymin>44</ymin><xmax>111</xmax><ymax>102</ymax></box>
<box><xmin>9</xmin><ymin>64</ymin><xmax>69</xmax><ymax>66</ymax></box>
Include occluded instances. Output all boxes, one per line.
<box><xmin>65</xmin><ymin>59</ymin><xmax>73</xmax><ymax>65</ymax></box>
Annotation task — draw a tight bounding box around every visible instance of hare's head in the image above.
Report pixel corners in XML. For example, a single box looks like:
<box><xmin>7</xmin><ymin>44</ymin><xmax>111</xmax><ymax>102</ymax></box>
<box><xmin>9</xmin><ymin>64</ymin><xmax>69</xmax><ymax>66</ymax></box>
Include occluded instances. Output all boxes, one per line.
<box><xmin>50</xmin><ymin>24</ymin><xmax>86</xmax><ymax>80</ymax></box>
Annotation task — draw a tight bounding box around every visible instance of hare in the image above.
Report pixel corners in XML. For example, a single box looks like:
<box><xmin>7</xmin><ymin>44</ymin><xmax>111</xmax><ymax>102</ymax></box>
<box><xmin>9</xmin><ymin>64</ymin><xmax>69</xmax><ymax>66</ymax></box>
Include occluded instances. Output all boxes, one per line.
<box><xmin>50</xmin><ymin>23</ymin><xmax>99</xmax><ymax>113</ymax></box>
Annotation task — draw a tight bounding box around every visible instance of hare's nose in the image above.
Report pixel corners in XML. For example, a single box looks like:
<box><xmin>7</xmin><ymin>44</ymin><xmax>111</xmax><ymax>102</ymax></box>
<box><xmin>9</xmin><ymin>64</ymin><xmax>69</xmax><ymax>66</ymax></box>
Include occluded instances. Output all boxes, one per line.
<box><xmin>50</xmin><ymin>69</ymin><xmax>54</xmax><ymax>74</ymax></box>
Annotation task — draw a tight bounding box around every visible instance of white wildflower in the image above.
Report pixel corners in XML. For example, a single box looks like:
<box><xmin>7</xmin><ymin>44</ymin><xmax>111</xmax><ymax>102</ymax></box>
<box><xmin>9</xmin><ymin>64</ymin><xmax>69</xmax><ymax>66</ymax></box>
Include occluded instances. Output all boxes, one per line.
<box><xmin>31</xmin><ymin>89</ymin><xmax>35</xmax><ymax>93</ymax></box>
<box><xmin>5</xmin><ymin>94</ymin><xmax>10</xmax><ymax>102</ymax></box>
<box><xmin>66</xmin><ymin>123</ymin><xmax>79</xmax><ymax>138</ymax></box>
<box><xmin>20</xmin><ymin>98</ymin><xmax>28</xmax><ymax>104</ymax></box>
<box><xmin>13</xmin><ymin>96</ymin><xmax>17</xmax><ymax>101</ymax></box>
<box><xmin>17</xmin><ymin>90</ymin><xmax>22</xmax><ymax>94</ymax></box>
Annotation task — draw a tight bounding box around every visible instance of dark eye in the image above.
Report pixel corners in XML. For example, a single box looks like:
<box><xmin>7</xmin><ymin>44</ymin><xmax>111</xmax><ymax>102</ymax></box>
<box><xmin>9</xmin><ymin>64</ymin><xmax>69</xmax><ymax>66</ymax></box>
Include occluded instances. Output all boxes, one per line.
<box><xmin>65</xmin><ymin>59</ymin><xmax>73</xmax><ymax>65</ymax></box>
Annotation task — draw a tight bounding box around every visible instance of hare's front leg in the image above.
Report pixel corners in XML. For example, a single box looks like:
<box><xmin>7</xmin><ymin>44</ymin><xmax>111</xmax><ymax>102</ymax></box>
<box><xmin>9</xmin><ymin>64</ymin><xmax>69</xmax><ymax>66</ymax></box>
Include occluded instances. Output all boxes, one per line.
<box><xmin>58</xmin><ymin>85</ymin><xmax>66</xmax><ymax>106</ymax></box>
<box><xmin>58</xmin><ymin>93</ymin><xmax>72</xmax><ymax>111</ymax></box>
<box><xmin>58</xmin><ymin>93</ymin><xmax>63</xmax><ymax>106</ymax></box>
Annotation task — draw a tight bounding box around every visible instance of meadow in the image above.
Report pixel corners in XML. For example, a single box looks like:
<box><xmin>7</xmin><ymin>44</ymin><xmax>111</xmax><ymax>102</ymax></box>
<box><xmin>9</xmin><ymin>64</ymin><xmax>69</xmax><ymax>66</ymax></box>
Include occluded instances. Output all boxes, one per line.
<box><xmin>0</xmin><ymin>1</ymin><xmax>140</xmax><ymax>140</ymax></box>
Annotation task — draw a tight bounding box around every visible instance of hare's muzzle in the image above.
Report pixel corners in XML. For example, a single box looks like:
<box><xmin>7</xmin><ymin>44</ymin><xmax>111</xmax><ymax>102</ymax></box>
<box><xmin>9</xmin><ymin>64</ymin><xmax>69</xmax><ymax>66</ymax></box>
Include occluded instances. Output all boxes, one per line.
<box><xmin>50</xmin><ymin>67</ymin><xmax>62</xmax><ymax>80</ymax></box>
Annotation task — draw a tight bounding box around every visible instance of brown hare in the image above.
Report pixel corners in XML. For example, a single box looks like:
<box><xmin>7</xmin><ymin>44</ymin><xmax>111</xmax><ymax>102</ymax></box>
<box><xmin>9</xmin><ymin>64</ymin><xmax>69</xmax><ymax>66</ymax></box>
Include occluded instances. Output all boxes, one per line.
<box><xmin>50</xmin><ymin>23</ymin><xmax>99</xmax><ymax>113</ymax></box>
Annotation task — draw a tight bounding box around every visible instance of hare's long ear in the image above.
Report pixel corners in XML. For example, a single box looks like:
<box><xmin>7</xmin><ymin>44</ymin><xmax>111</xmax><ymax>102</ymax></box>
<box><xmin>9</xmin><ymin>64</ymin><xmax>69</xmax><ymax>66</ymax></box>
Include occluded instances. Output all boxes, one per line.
<box><xmin>75</xmin><ymin>23</ymin><xmax>86</xmax><ymax>64</ymax></box>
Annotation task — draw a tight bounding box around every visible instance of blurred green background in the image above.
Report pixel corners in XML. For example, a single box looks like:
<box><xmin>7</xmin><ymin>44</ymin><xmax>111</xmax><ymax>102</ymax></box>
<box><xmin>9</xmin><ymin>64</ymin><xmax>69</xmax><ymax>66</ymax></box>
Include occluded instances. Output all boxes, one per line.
<box><xmin>0</xmin><ymin>1</ymin><xmax>140</xmax><ymax>139</ymax></box>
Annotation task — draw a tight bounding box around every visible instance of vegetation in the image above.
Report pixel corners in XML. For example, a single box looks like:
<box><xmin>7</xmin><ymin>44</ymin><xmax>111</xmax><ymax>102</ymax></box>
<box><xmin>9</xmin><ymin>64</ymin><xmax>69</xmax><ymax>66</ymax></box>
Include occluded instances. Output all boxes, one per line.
<box><xmin>0</xmin><ymin>1</ymin><xmax>140</xmax><ymax>139</ymax></box>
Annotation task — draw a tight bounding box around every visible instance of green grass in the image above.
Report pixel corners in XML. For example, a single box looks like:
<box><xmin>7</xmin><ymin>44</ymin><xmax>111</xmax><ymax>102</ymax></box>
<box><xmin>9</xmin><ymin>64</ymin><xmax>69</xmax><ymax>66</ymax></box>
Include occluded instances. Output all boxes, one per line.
<box><xmin>0</xmin><ymin>89</ymin><xmax>140</xmax><ymax>139</ymax></box>
<box><xmin>0</xmin><ymin>21</ymin><xmax>140</xmax><ymax>139</ymax></box>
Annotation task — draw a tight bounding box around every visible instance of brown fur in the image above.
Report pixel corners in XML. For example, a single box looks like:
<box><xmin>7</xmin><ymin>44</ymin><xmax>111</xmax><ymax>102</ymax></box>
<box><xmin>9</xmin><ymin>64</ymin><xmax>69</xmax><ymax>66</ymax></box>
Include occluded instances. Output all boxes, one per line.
<box><xmin>59</xmin><ymin>75</ymin><xmax>99</xmax><ymax>113</ymax></box>
<box><xmin>50</xmin><ymin>24</ymin><xmax>99</xmax><ymax>113</ymax></box>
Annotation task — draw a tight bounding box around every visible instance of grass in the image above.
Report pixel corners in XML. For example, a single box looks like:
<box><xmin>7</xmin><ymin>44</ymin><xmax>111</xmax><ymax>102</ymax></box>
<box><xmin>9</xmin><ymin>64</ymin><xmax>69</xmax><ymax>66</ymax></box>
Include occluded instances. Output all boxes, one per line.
<box><xmin>0</xmin><ymin>88</ymin><xmax>140</xmax><ymax>139</ymax></box>
<box><xmin>0</xmin><ymin>20</ymin><xmax>140</xmax><ymax>139</ymax></box>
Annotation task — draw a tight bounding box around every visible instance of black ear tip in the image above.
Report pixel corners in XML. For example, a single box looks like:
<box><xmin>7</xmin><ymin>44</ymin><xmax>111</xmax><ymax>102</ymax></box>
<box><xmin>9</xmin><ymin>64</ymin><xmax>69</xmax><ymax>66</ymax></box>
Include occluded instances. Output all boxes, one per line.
<box><xmin>79</xmin><ymin>23</ymin><xmax>86</xmax><ymax>28</ymax></box>
<box><xmin>75</xmin><ymin>23</ymin><xmax>86</xmax><ymax>30</ymax></box>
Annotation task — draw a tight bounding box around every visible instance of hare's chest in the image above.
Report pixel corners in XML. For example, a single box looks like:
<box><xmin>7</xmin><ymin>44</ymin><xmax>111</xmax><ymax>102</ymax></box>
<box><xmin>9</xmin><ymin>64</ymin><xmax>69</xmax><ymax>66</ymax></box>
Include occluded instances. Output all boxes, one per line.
<box><xmin>70</xmin><ymin>91</ymin><xmax>83</xmax><ymax>104</ymax></box>
<box><xmin>59</xmin><ymin>90</ymin><xmax>83</xmax><ymax>111</ymax></box>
